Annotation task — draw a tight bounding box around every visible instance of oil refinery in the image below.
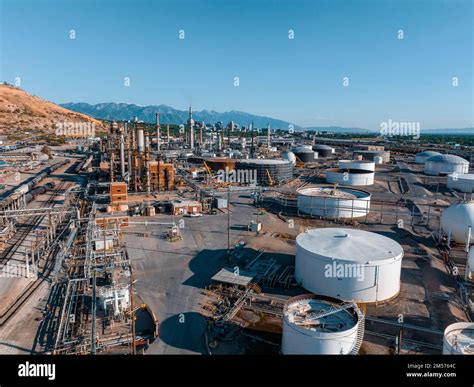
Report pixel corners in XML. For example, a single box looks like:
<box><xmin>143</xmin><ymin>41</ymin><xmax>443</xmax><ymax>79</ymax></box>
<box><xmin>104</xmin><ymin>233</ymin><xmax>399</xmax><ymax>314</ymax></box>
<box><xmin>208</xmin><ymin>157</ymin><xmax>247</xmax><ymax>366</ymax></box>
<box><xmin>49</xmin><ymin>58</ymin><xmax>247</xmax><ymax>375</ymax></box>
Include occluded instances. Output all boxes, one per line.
<box><xmin>0</xmin><ymin>0</ymin><xmax>473</xmax><ymax>385</ymax></box>
<box><xmin>0</xmin><ymin>113</ymin><xmax>473</xmax><ymax>360</ymax></box>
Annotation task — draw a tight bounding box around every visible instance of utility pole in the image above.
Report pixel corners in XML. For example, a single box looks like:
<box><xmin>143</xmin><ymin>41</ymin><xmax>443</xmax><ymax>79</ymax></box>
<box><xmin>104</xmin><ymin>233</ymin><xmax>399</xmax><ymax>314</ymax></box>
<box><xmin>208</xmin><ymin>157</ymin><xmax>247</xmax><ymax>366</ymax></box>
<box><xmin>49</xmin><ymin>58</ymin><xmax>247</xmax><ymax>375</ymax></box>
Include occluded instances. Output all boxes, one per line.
<box><xmin>155</xmin><ymin>112</ymin><xmax>160</xmax><ymax>153</ymax></box>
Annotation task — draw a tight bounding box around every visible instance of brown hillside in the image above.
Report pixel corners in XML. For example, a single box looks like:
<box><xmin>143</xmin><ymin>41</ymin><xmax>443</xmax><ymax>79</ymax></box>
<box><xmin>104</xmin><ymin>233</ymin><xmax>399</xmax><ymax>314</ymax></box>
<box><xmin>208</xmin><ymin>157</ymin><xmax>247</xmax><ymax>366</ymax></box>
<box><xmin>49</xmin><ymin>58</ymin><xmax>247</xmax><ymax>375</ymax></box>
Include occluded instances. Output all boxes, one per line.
<box><xmin>0</xmin><ymin>84</ymin><xmax>105</xmax><ymax>135</ymax></box>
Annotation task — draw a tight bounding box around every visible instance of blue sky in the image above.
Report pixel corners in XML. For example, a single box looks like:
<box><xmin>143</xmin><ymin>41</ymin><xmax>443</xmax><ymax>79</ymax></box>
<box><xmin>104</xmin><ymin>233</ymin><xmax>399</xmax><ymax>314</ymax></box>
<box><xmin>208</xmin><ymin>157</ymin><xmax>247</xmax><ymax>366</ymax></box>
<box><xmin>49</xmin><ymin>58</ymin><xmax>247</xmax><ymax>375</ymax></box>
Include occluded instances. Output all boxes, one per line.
<box><xmin>1</xmin><ymin>0</ymin><xmax>472</xmax><ymax>128</ymax></box>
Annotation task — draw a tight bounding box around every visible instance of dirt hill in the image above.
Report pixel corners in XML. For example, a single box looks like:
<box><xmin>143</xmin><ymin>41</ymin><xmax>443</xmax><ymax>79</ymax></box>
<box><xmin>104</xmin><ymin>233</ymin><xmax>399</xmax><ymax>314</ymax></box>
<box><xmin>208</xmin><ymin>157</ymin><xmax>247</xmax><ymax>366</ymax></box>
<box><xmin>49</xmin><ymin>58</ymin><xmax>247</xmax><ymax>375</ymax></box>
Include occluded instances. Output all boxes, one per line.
<box><xmin>0</xmin><ymin>84</ymin><xmax>105</xmax><ymax>137</ymax></box>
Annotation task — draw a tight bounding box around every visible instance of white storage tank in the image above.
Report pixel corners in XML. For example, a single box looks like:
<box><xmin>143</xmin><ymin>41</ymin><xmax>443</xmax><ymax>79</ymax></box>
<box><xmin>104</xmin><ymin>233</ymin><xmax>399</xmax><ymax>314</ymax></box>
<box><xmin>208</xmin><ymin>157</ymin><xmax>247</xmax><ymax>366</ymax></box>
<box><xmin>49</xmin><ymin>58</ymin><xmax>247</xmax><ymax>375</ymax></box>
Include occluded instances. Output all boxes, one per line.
<box><xmin>338</xmin><ymin>160</ymin><xmax>375</xmax><ymax>172</ymax></box>
<box><xmin>282</xmin><ymin>151</ymin><xmax>297</xmax><ymax>166</ymax></box>
<box><xmin>325</xmin><ymin>168</ymin><xmax>375</xmax><ymax>186</ymax></box>
<box><xmin>297</xmin><ymin>186</ymin><xmax>371</xmax><ymax>219</ymax></box>
<box><xmin>282</xmin><ymin>294</ymin><xmax>364</xmax><ymax>355</ymax></box>
<box><xmin>353</xmin><ymin>150</ymin><xmax>390</xmax><ymax>163</ymax></box>
<box><xmin>374</xmin><ymin>156</ymin><xmax>383</xmax><ymax>165</ymax></box>
<box><xmin>295</xmin><ymin>228</ymin><xmax>404</xmax><ymax>303</ymax></box>
<box><xmin>424</xmin><ymin>154</ymin><xmax>469</xmax><ymax>176</ymax></box>
<box><xmin>440</xmin><ymin>202</ymin><xmax>474</xmax><ymax>244</ymax></box>
<box><xmin>443</xmin><ymin>322</ymin><xmax>474</xmax><ymax>355</ymax></box>
<box><xmin>414</xmin><ymin>150</ymin><xmax>441</xmax><ymax>164</ymax></box>
<box><xmin>447</xmin><ymin>173</ymin><xmax>474</xmax><ymax>193</ymax></box>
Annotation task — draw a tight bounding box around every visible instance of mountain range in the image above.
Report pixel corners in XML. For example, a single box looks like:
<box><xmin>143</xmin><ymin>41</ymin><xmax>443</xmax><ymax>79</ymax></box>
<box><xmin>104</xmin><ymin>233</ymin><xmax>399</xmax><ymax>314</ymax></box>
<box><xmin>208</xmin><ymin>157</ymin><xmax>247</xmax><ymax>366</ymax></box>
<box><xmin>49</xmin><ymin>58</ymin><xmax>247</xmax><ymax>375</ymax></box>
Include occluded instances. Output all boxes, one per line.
<box><xmin>60</xmin><ymin>102</ymin><xmax>473</xmax><ymax>135</ymax></box>
<box><xmin>60</xmin><ymin>102</ymin><xmax>302</xmax><ymax>130</ymax></box>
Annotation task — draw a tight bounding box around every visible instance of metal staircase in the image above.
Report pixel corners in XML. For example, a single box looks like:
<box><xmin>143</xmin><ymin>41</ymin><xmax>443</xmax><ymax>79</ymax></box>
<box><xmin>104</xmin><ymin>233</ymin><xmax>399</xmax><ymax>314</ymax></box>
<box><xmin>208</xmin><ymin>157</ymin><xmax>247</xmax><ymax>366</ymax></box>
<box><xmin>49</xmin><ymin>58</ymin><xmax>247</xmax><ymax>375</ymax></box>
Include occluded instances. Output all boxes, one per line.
<box><xmin>351</xmin><ymin>310</ymin><xmax>365</xmax><ymax>355</ymax></box>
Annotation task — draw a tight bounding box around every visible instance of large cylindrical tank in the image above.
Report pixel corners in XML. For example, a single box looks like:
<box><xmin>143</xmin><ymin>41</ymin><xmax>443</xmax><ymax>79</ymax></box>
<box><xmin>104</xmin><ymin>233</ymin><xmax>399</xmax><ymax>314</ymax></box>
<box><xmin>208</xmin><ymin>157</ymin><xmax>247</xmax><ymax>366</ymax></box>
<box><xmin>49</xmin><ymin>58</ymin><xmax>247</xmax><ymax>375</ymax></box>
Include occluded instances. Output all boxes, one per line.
<box><xmin>414</xmin><ymin>150</ymin><xmax>442</xmax><ymax>164</ymax></box>
<box><xmin>282</xmin><ymin>294</ymin><xmax>363</xmax><ymax>355</ymax></box>
<box><xmin>295</xmin><ymin>228</ymin><xmax>404</xmax><ymax>303</ymax></box>
<box><xmin>292</xmin><ymin>146</ymin><xmax>317</xmax><ymax>163</ymax></box>
<box><xmin>424</xmin><ymin>154</ymin><xmax>469</xmax><ymax>176</ymax></box>
<box><xmin>325</xmin><ymin>168</ymin><xmax>375</xmax><ymax>186</ymax></box>
<box><xmin>440</xmin><ymin>202</ymin><xmax>474</xmax><ymax>244</ymax></box>
<box><xmin>235</xmin><ymin>159</ymin><xmax>293</xmax><ymax>186</ymax></box>
<box><xmin>312</xmin><ymin>144</ymin><xmax>333</xmax><ymax>157</ymax></box>
<box><xmin>282</xmin><ymin>151</ymin><xmax>297</xmax><ymax>166</ymax></box>
<box><xmin>297</xmin><ymin>186</ymin><xmax>371</xmax><ymax>219</ymax></box>
<box><xmin>443</xmin><ymin>322</ymin><xmax>474</xmax><ymax>355</ymax></box>
<box><xmin>447</xmin><ymin>174</ymin><xmax>474</xmax><ymax>193</ymax></box>
<box><xmin>338</xmin><ymin>160</ymin><xmax>375</xmax><ymax>172</ymax></box>
<box><xmin>353</xmin><ymin>150</ymin><xmax>390</xmax><ymax>163</ymax></box>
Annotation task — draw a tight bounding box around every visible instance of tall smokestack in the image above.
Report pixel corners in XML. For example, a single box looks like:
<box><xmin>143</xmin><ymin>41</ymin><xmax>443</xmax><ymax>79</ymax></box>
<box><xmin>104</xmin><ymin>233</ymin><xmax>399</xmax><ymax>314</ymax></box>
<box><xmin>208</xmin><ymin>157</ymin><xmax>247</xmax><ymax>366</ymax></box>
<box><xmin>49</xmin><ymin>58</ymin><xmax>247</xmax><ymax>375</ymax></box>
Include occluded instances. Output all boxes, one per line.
<box><xmin>156</xmin><ymin>112</ymin><xmax>160</xmax><ymax>153</ymax></box>
<box><xmin>267</xmin><ymin>123</ymin><xmax>271</xmax><ymax>149</ymax></box>
<box><xmin>188</xmin><ymin>106</ymin><xmax>194</xmax><ymax>150</ymax></box>
<box><xmin>250</xmin><ymin>121</ymin><xmax>255</xmax><ymax>158</ymax></box>
<box><xmin>120</xmin><ymin>134</ymin><xmax>125</xmax><ymax>180</ymax></box>
<box><xmin>137</xmin><ymin>126</ymin><xmax>145</xmax><ymax>154</ymax></box>
<box><xmin>167</xmin><ymin>124</ymin><xmax>170</xmax><ymax>144</ymax></box>
<box><xmin>200</xmin><ymin>122</ymin><xmax>203</xmax><ymax>146</ymax></box>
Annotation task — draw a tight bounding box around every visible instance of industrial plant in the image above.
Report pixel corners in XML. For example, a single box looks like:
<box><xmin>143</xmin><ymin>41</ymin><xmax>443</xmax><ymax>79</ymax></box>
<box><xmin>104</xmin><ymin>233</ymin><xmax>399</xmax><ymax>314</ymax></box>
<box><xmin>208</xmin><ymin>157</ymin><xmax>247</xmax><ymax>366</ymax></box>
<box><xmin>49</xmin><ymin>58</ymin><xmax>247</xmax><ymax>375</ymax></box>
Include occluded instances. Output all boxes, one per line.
<box><xmin>0</xmin><ymin>108</ymin><xmax>473</xmax><ymax>358</ymax></box>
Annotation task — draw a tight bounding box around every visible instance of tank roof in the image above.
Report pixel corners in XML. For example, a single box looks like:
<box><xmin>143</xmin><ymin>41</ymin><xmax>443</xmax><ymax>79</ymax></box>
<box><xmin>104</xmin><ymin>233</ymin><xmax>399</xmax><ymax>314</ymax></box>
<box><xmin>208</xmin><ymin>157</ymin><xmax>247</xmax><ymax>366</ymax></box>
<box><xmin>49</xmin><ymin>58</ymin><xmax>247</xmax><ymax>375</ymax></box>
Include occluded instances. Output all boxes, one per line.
<box><xmin>444</xmin><ymin>322</ymin><xmax>474</xmax><ymax>354</ymax></box>
<box><xmin>292</xmin><ymin>146</ymin><xmax>315</xmax><ymax>153</ymax></box>
<box><xmin>237</xmin><ymin>159</ymin><xmax>290</xmax><ymax>165</ymax></box>
<box><xmin>284</xmin><ymin>294</ymin><xmax>358</xmax><ymax>333</ymax></box>
<box><xmin>313</xmin><ymin>144</ymin><xmax>333</xmax><ymax>150</ymax></box>
<box><xmin>327</xmin><ymin>168</ymin><xmax>374</xmax><ymax>174</ymax></box>
<box><xmin>296</xmin><ymin>228</ymin><xmax>403</xmax><ymax>264</ymax></box>
<box><xmin>416</xmin><ymin>150</ymin><xmax>442</xmax><ymax>157</ymax></box>
<box><xmin>297</xmin><ymin>186</ymin><xmax>370</xmax><ymax>199</ymax></box>
<box><xmin>448</xmin><ymin>173</ymin><xmax>474</xmax><ymax>180</ymax></box>
<box><xmin>426</xmin><ymin>154</ymin><xmax>469</xmax><ymax>164</ymax></box>
<box><xmin>339</xmin><ymin>159</ymin><xmax>374</xmax><ymax>164</ymax></box>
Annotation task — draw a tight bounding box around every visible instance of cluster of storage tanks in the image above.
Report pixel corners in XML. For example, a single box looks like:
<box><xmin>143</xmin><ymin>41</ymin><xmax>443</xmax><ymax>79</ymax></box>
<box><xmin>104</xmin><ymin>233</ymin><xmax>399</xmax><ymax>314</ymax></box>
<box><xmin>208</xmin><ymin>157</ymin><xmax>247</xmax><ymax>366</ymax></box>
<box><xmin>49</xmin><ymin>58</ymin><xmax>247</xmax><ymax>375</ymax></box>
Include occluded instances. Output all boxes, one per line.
<box><xmin>282</xmin><ymin>227</ymin><xmax>404</xmax><ymax>355</ymax></box>
<box><xmin>438</xmin><ymin>202</ymin><xmax>474</xmax><ymax>354</ymax></box>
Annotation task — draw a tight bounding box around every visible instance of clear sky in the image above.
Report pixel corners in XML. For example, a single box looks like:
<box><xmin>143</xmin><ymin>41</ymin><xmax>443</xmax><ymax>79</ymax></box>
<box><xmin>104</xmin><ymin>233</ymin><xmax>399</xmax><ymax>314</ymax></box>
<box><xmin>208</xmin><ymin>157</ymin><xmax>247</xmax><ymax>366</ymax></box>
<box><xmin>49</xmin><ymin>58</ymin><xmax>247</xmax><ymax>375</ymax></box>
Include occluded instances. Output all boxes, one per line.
<box><xmin>1</xmin><ymin>0</ymin><xmax>472</xmax><ymax>129</ymax></box>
